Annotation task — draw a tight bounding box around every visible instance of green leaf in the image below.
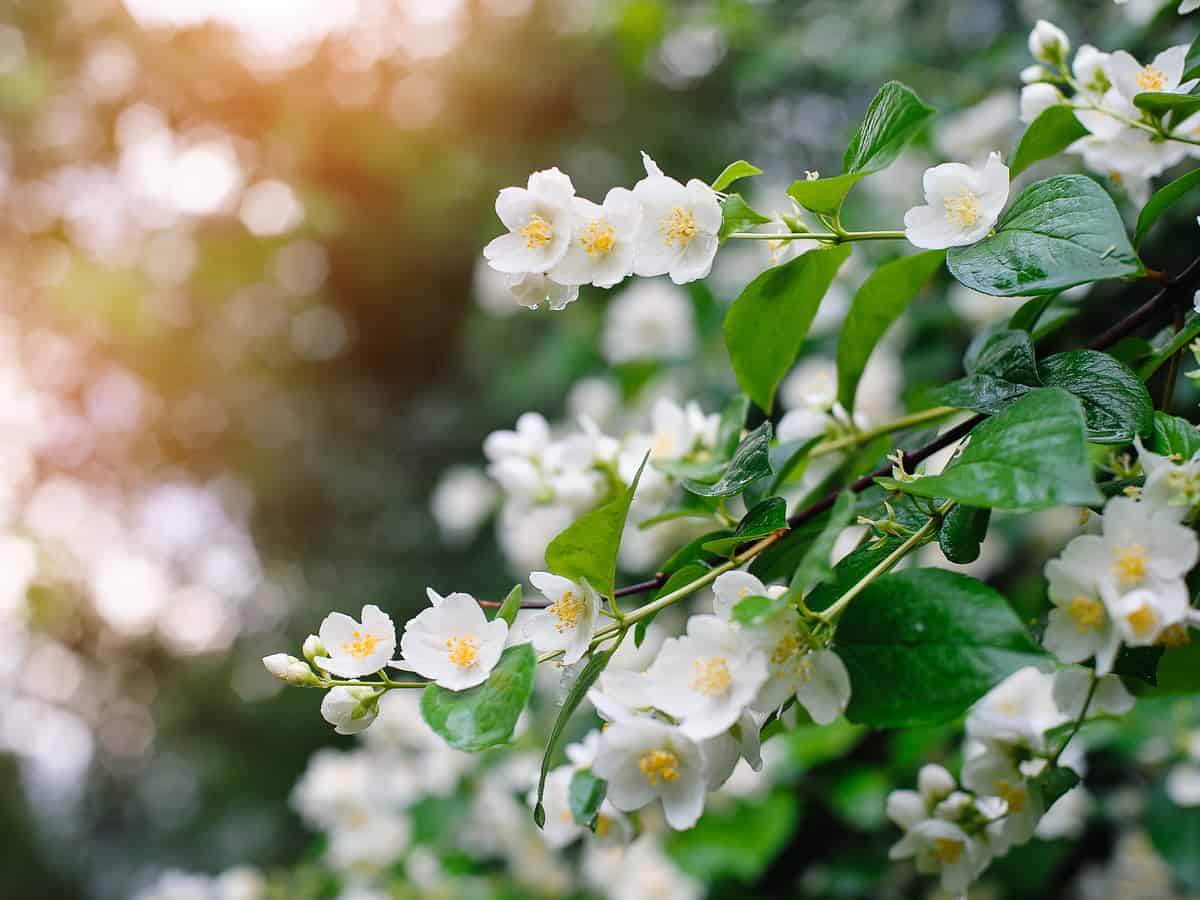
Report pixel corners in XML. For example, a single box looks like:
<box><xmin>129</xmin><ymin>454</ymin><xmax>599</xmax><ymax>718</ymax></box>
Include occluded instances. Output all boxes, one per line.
<box><xmin>546</xmin><ymin>455</ymin><xmax>646</xmax><ymax>598</ymax></box>
<box><xmin>724</xmin><ymin>244</ymin><xmax>852</xmax><ymax>412</ymax></box>
<box><xmin>1150</xmin><ymin>411</ymin><xmax>1200</xmax><ymax>459</ymax></box>
<box><xmin>421</xmin><ymin>644</ymin><xmax>536</xmax><ymax>752</ymax></box>
<box><xmin>879</xmin><ymin>388</ymin><xmax>1102</xmax><ymax>511</ymax></box>
<box><xmin>938</xmin><ymin>505</ymin><xmax>991</xmax><ymax>564</ymax></box>
<box><xmin>1112</xmin><ymin>645</ymin><xmax>1163</xmax><ymax>686</ymax></box>
<box><xmin>1038</xmin><ymin>350</ymin><xmax>1153</xmax><ymax>444</ymax></box>
<box><xmin>1008</xmin><ymin>294</ymin><xmax>1058</xmax><ymax>334</ymax></box>
<box><xmin>533</xmin><ymin>649</ymin><xmax>613</xmax><ymax>827</ymax></box>
<box><xmin>702</xmin><ymin>496</ymin><xmax>787</xmax><ymax>556</ymax></box>
<box><xmin>1133</xmin><ymin>91</ymin><xmax>1200</xmax><ymax>124</ymax></box>
<box><xmin>1134</xmin><ymin>167</ymin><xmax>1200</xmax><ymax>246</ymax></box>
<box><xmin>1030</xmin><ymin>765</ymin><xmax>1080</xmax><ymax>809</ymax></box>
<box><xmin>712</xmin><ymin>160</ymin><xmax>763</xmax><ymax>191</ymax></box>
<box><xmin>946</xmin><ymin>175</ymin><xmax>1142</xmax><ymax>297</ymax></box>
<box><xmin>732</xmin><ymin>593</ymin><xmax>790</xmax><ymax>627</ymax></box>
<box><xmin>1136</xmin><ymin>310</ymin><xmax>1200</xmax><ymax>381</ymax></box>
<box><xmin>767</xmin><ymin>435</ymin><xmax>825</xmax><ymax>495</ymax></box>
<box><xmin>787</xmin><ymin>81</ymin><xmax>934</xmax><ymax>215</ymax></box>
<box><xmin>719</xmin><ymin>193</ymin><xmax>771</xmax><ymax>240</ymax></box>
<box><xmin>666</xmin><ymin>790</ymin><xmax>799</xmax><ymax>882</ymax></box>
<box><xmin>789</xmin><ymin>491</ymin><xmax>857</xmax><ymax>591</ymax></box>
<box><xmin>925</xmin><ymin>374</ymin><xmax>1034</xmax><ymax>415</ymax></box>
<box><xmin>661</xmin><ymin>531</ymin><xmax>729</xmax><ymax>575</ymax></box>
<box><xmin>1147</xmin><ymin>781</ymin><xmax>1200</xmax><ymax>889</ymax></box>
<box><xmin>716</xmin><ymin>394</ymin><xmax>751</xmax><ymax>459</ymax></box>
<box><xmin>1010</xmin><ymin>106</ymin><xmax>1090</xmax><ymax>178</ymax></box>
<box><xmin>568</xmin><ymin>769</ymin><xmax>607</xmax><ymax>827</ymax></box>
<box><xmin>965</xmin><ymin>328</ymin><xmax>1040</xmax><ymax>384</ymax></box>
<box><xmin>748</xmin><ymin>508</ymin><xmax>832</xmax><ymax>583</ymax></box>
<box><xmin>836</xmin><ymin>250</ymin><xmax>945</xmax><ymax>410</ymax></box>
<box><xmin>495</xmin><ymin>584</ymin><xmax>522</xmax><ymax>627</ymax></box>
<box><xmin>835</xmin><ymin>569</ymin><xmax>1048</xmax><ymax>727</ymax></box>
<box><xmin>684</xmin><ymin>421</ymin><xmax>773</xmax><ymax>497</ymax></box>
<box><xmin>1187</xmin><ymin>37</ymin><xmax>1200</xmax><ymax>82</ymax></box>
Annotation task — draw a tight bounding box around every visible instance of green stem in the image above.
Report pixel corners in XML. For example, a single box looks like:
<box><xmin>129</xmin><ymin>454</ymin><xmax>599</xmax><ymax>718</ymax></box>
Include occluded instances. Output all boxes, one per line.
<box><xmin>1051</xmin><ymin>670</ymin><xmax>1096</xmax><ymax>766</ymax></box>
<box><xmin>321</xmin><ymin>677</ymin><xmax>426</xmax><ymax>689</ymax></box>
<box><xmin>817</xmin><ymin>499</ymin><xmax>953</xmax><ymax>623</ymax></box>
<box><xmin>811</xmin><ymin>406</ymin><xmax>958</xmax><ymax>458</ymax></box>
<box><xmin>727</xmin><ymin>230</ymin><xmax>907</xmax><ymax>243</ymax></box>
<box><xmin>1162</xmin><ymin>307</ymin><xmax>1186</xmax><ymax>411</ymax></box>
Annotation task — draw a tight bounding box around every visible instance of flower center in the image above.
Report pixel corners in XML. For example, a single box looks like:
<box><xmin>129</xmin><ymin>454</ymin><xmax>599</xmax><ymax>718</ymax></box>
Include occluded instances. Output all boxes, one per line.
<box><xmin>342</xmin><ymin>629</ymin><xmax>380</xmax><ymax>659</ymax></box>
<box><xmin>650</xmin><ymin>430</ymin><xmax>679</xmax><ymax>458</ymax></box>
<box><xmin>932</xmin><ymin>837</ymin><xmax>964</xmax><ymax>865</ymax></box>
<box><xmin>445</xmin><ymin>634</ymin><xmax>479</xmax><ymax>668</ymax></box>
<box><xmin>579</xmin><ymin>219</ymin><xmax>615</xmax><ymax>257</ymax></box>
<box><xmin>660</xmin><ymin>206</ymin><xmax>697</xmax><ymax>247</ymax></box>
<box><xmin>771</xmin><ymin>633</ymin><xmax>801</xmax><ymax>667</ymax></box>
<box><xmin>691</xmin><ymin>656</ymin><xmax>732</xmax><ymax>695</ymax></box>
<box><xmin>943</xmin><ymin>188</ymin><xmax>981</xmax><ymax>228</ymax></box>
<box><xmin>594</xmin><ymin>814</ymin><xmax>613</xmax><ymax>837</ymax></box>
<box><xmin>1136</xmin><ymin>65</ymin><xmax>1166</xmax><ymax>92</ymax></box>
<box><xmin>994</xmin><ymin>780</ymin><xmax>1026</xmax><ymax>814</ymax></box>
<box><xmin>520</xmin><ymin>214</ymin><xmax>554</xmax><ymax>249</ymax></box>
<box><xmin>1125</xmin><ymin>603</ymin><xmax>1158</xmax><ymax>639</ymax></box>
<box><xmin>1158</xmin><ymin>624</ymin><xmax>1192</xmax><ymax>648</ymax></box>
<box><xmin>550</xmin><ymin>590</ymin><xmax>586</xmax><ymax>633</ymax></box>
<box><xmin>1067</xmin><ymin>595</ymin><xmax>1105</xmax><ymax>634</ymax></box>
<box><xmin>1166</xmin><ymin>470</ymin><xmax>1200</xmax><ymax>505</ymax></box>
<box><xmin>638</xmin><ymin>748</ymin><xmax>681</xmax><ymax>785</ymax></box>
<box><xmin>1113</xmin><ymin>544</ymin><xmax>1147</xmax><ymax>586</ymax></box>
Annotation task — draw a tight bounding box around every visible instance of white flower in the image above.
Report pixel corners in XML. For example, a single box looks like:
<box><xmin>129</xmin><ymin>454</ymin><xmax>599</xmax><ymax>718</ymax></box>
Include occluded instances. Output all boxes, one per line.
<box><xmin>888</xmin><ymin>818</ymin><xmax>991</xmax><ymax>895</ymax></box>
<box><xmin>700</xmin><ymin>708</ymin><xmax>764</xmax><ymax>789</ymax></box>
<box><xmin>506</xmin><ymin>272</ymin><xmax>580</xmax><ymax>311</ymax></box>
<box><xmin>395</xmin><ymin>588</ymin><xmax>508</xmax><ymax>689</ymax></box>
<box><xmin>904</xmin><ymin>152</ymin><xmax>1009</xmax><ymax>249</ymax></box>
<box><xmin>531</xmin><ymin>766</ymin><xmax>587</xmax><ymax>848</ymax></box>
<box><xmin>1167</xmin><ymin>763</ymin><xmax>1200</xmax><ymax>806</ymax></box>
<box><xmin>644</xmin><ymin>613</ymin><xmax>768</xmax><ymax>740</ymax></box>
<box><xmin>631</xmin><ymin>152</ymin><xmax>722</xmax><ymax>284</ymax></box>
<box><xmin>314</xmin><ymin>605</ymin><xmax>398</xmax><ymax>678</ymax></box>
<box><xmin>601</xmin><ymin>279</ymin><xmax>697</xmax><ymax>364</ymax></box>
<box><xmin>1109</xmin><ymin>45</ymin><xmax>1194</xmax><ymax>102</ymax></box>
<box><xmin>1028</xmin><ymin>20</ymin><xmax>1070</xmax><ymax>66</ymax></box>
<box><xmin>1020</xmin><ymin>83</ymin><xmax>1063</xmax><ymax>123</ymax></box>
<box><xmin>484</xmin><ymin>167</ymin><xmax>577</xmax><ymax>274</ymax></box>
<box><xmin>780</xmin><ymin>356</ymin><xmax>838</xmax><ymax>411</ymax></box>
<box><xmin>320</xmin><ymin>686</ymin><xmax>380</xmax><ymax>735</ymax></box>
<box><xmin>551</xmin><ymin>188</ymin><xmax>643</xmax><ymax>288</ymax></box>
<box><xmin>1111</xmin><ymin>587</ymin><xmax>1189</xmax><ymax>646</ymax></box>
<box><xmin>1137</xmin><ymin>437</ymin><xmax>1200</xmax><ymax>516</ymax></box>
<box><xmin>523</xmin><ymin>572</ymin><xmax>602</xmax><ymax>664</ymax></box>
<box><xmin>1042</xmin><ymin>536</ymin><xmax>1122</xmax><ymax>674</ymax></box>
<box><xmin>485</xmin><ymin>411</ymin><xmax>552</xmax><ymax>463</ymax></box>
<box><xmin>1182</xmin><ymin>0</ymin><xmax>1200</xmax><ymax>13</ymax></box>
<box><xmin>961</xmin><ymin>744</ymin><xmax>1043</xmax><ymax>848</ymax></box>
<box><xmin>431</xmin><ymin>465</ymin><xmax>497</xmax><ymax>546</ymax></box>
<box><xmin>965</xmin><ymin>666</ymin><xmax>1067</xmax><ymax>753</ymax></box>
<box><xmin>1073</xmin><ymin>45</ymin><xmax>1113</xmax><ymax>97</ymax></box>
<box><xmin>262</xmin><ymin>653</ymin><xmax>319</xmax><ymax>686</ymax></box>
<box><xmin>792</xmin><ymin>649</ymin><xmax>852</xmax><ymax>725</ymax></box>
<box><xmin>1051</xmin><ymin>667</ymin><xmax>1134</xmax><ymax>719</ymax></box>
<box><xmin>762</xmin><ymin>217</ymin><xmax>801</xmax><ymax>268</ymax></box>
<box><xmin>644</xmin><ymin>397</ymin><xmax>714</xmax><ymax>461</ymax></box>
<box><xmin>592</xmin><ymin>718</ymin><xmax>708</xmax><ymax>829</ymax></box>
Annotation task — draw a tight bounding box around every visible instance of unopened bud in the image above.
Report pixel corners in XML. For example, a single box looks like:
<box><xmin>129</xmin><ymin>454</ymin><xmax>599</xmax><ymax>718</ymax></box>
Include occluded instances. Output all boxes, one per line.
<box><xmin>302</xmin><ymin>634</ymin><xmax>326</xmax><ymax>667</ymax></box>
<box><xmin>263</xmin><ymin>653</ymin><xmax>320</xmax><ymax>687</ymax></box>
<box><xmin>1028</xmin><ymin>20</ymin><xmax>1069</xmax><ymax>67</ymax></box>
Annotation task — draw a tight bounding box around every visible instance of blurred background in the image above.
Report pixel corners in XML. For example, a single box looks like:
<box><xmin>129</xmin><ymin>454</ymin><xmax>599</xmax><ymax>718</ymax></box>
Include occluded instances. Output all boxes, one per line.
<box><xmin>1</xmin><ymin>1</ymin><xmax>1199</xmax><ymax>898</ymax></box>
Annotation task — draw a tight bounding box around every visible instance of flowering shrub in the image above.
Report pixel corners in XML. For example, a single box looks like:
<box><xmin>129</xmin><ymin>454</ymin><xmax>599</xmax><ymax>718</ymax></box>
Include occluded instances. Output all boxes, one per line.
<box><xmin>256</xmin><ymin>11</ymin><xmax>1200</xmax><ymax>900</ymax></box>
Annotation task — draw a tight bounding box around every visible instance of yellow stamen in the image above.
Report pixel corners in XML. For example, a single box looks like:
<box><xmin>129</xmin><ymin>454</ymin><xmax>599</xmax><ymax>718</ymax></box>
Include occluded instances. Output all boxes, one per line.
<box><xmin>520</xmin><ymin>214</ymin><xmax>554</xmax><ymax>249</ymax></box>
<box><xmin>594</xmin><ymin>815</ymin><xmax>612</xmax><ymax>837</ymax></box>
<box><xmin>660</xmin><ymin>206</ymin><xmax>697</xmax><ymax>247</ymax></box>
<box><xmin>1157</xmin><ymin>624</ymin><xmax>1192</xmax><ymax>648</ymax></box>
<box><xmin>550</xmin><ymin>590</ymin><xmax>586</xmax><ymax>634</ymax></box>
<box><xmin>1126</xmin><ymin>603</ymin><xmax>1158</xmax><ymax>638</ymax></box>
<box><xmin>933</xmin><ymin>837</ymin><xmax>964</xmax><ymax>865</ymax></box>
<box><xmin>1067</xmin><ymin>595</ymin><xmax>1105</xmax><ymax>634</ymax></box>
<box><xmin>994</xmin><ymin>780</ymin><xmax>1026</xmax><ymax>814</ymax></box>
<box><xmin>342</xmin><ymin>629</ymin><xmax>380</xmax><ymax>660</ymax></box>
<box><xmin>691</xmin><ymin>657</ymin><xmax>732</xmax><ymax>695</ymax></box>
<box><xmin>579</xmin><ymin>219</ymin><xmax>615</xmax><ymax>257</ymax></box>
<box><xmin>1113</xmin><ymin>544</ymin><xmax>1147</xmax><ymax>586</ymax></box>
<box><xmin>770</xmin><ymin>633</ymin><xmax>801</xmax><ymax>667</ymax></box>
<box><xmin>943</xmin><ymin>188</ymin><xmax>981</xmax><ymax>228</ymax></box>
<box><xmin>638</xmin><ymin>749</ymin><xmax>681</xmax><ymax>786</ymax></box>
<box><xmin>445</xmin><ymin>634</ymin><xmax>479</xmax><ymax>668</ymax></box>
<box><xmin>1136</xmin><ymin>65</ymin><xmax>1166</xmax><ymax>92</ymax></box>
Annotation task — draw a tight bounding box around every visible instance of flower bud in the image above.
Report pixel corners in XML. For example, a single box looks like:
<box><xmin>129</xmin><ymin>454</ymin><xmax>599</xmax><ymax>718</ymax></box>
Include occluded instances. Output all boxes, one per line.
<box><xmin>302</xmin><ymin>634</ymin><xmax>326</xmax><ymax>667</ymax></box>
<box><xmin>1028</xmin><ymin>20</ymin><xmax>1069</xmax><ymax>66</ymax></box>
<box><xmin>918</xmin><ymin>763</ymin><xmax>956</xmax><ymax>802</ymax></box>
<box><xmin>1020</xmin><ymin>83</ymin><xmax>1064</xmax><ymax>123</ymax></box>
<box><xmin>262</xmin><ymin>653</ymin><xmax>320</xmax><ymax>686</ymax></box>
<box><xmin>1020</xmin><ymin>64</ymin><xmax>1049</xmax><ymax>84</ymax></box>
<box><xmin>320</xmin><ymin>686</ymin><xmax>380</xmax><ymax>735</ymax></box>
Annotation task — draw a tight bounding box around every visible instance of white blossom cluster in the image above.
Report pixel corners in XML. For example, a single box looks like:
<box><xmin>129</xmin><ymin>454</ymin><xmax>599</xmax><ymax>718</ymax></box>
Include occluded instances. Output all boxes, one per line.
<box><xmin>1020</xmin><ymin>20</ymin><xmax>1200</xmax><ymax>202</ymax></box>
<box><xmin>483</xmin><ymin>152</ymin><xmax>722</xmax><ymax>311</ymax></box>
<box><xmin>133</xmin><ymin>867</ymin><xmax>264</xmax><ymax>900</ymax></box>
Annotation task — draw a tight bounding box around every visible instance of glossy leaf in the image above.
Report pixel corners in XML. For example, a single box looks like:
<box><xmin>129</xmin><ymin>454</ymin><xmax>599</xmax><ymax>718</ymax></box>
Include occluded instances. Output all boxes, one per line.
<box><xmin>1150</xmin><ymin>411</ymin><xmax>1200</xmax><ymax>459</ymax></box>
<box><xmin>1030</xmin><ymin>765</ymin><xmax>1080</xmax><ymax>810</ymax></box>
<box><xmin>546</xmin><ymin>456</ymin><xmax>646</xmax><ymax>599</ymax></box>
<box><xmin>684</xmin><ymin>422</ymin><xmax>773</xmax><ymax>497</ymax></box>
<box><xmin>938</xmin><ymin>505</ymin><xmax>991</xmax><ymax>564</ymax></box>
<box><xmin>1008</xmin><ymin>293</ymin><xmax>1058</xmax><ymax>333</ymax></box>
<box><xmin>1133</xmin><ymin>91</ymin><xmax>1200</xmax><ymax>123</ymax></box>
<box><xmin>925</xmin><ymin>373</ymin><xmax>1034</xmax><ymax>415</ymax></box>
<box><xmin>719</xmin><ymin>193</ymin><xmax>771</xmax><ymax>240</ymax></box>
<box><xmin>716</xmin><ymin>394</ymin><xmax>751</xmax><ymax>459</ymax></box>
<box><xmin>835</xmin><ymin>569</ymin><xmax>1047</xmax><ymax>727</ymax></box>
<box><xmin>749</xmin><ymin>509</ymin><xmax>832</xmax><ymax>583</ymax></box>
<box><xmin>1037</xmin><ymin>350</ymin><xmax>1153</xmax><ymax>444</ymax></box>
<box><xmin>712</xmin><ymin>160</ymin><xmax>763</xmax><ymax>191</ymax></box>
<box><xmin>1136</xmin><ymin>311</ymin><xmax>1200</xmax><ymax>381</ymax></box>
<box><xmin>732</xmin><ymin>593</ymin><xmax>790</xmax><ymax>627</ymax></box>
<box><xmin>702</xmin><ymin>496</ymin><xmax>787</xmax><ymax>556</ymax></box>
<box><xmin>946</xmin><ymin>175</ymin><xmax>1142</xmax><ymax>296</ymax></box>
<box><xmin>568</xmin><ymin>769</ymin><xmax>607</xmax><ymax>827</ymax></box>
<box><xmin>495</xmin><ymin>584</ymin><xmax>522</xmax><ymax>627</ymax></box>
<box><xmin>965</xmin><ymin>328</ymin><xmax>1039</xmax><ymax>384</ymax></box>
<box><xmin>724</xmin><ymin>244</ymin><xmax>852</xmax><ymax>412</ymax></box>
<box><xmin>1134</xmin><ymin>167</ymin><xmax>1200</xmax><ymax>246</ymax></box>
<box><xmin>879</xmin><ymin>388</ymin><xmax>1102</xmax><ymax>510</ymax></box>
<box><xmin>421</xmin><ymin>644</ymin><xmax>536</xmax><ymax>752</ymax></box>
<box><xmin>1010</xmin><ymin>106</ymin><xmax>1089</xmax><ymax>177</ymax></box>
<box><xmin>836</xmin><ymin>250</ymin><xmax>945</xmax><ymax>410</ymax></box>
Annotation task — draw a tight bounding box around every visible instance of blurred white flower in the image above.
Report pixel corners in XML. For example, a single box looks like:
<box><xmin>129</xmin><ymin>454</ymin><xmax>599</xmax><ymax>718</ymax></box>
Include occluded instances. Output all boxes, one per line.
<box><xmin>601</xmin><ymin>279</ymin><xmax>696</xmax><ymax>364</ymax></box>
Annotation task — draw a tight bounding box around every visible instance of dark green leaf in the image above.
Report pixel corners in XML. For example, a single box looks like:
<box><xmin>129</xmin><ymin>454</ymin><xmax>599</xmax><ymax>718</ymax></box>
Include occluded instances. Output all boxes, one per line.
<box><xmin>1038</xmin><ymin>350</ymin><xmax>1153</xmax><ymax>443</ymax></box>
<box><xmin>938</xmin><ymin>505</ymin><xmax>991</xmax><ymax>564</ymax></box>
<box><xmin>1133</xmin><ymin>91</ymin><xmax>1200</xmax><ymax>124</ymax></box>
<box><xmin>684</xmin><ymin>421</ymin><xmax>773</xmax><ymax>497</ymax></box>
<box><xmin>1135</xmin><ymin>167</ymin><xmax>1200</xmax><ymax>246</ymax></box>
<box><xmin>1150</xmin><ymin>411</ymin><xmax>1200</xmax><ymax>459</ymax></box>
<box><xmin>836</xmin><ymin>250</ymin><xmax>945</xmax><ymax>410</ymax></box>
<box><xmin>732</xmin><ymin>593</ymin><xmax>790</xmax><ymax>627</ymax></box>
<box><xmin>767</xmin><ymin>436</ymin><xmax>825</xmax><ymax>495</ymax></box>
<box><xmin>702</xmin><ymin>496</ymin><xmax>787</xmax><ymax>556</ymax></box>
<box><xmin>661</xmin><ymin>531</ymin><xmax>729</xmax><ymax>575</ymax></box>
<box><xmin>1147</xmin><ymin>781</ymin><xmax>1200</xmax><ymax>889</ymax></box>
<box><xmin>495</xmin><ymin>584</ymin><xmax>522</xmax><ymax>627</ymax></box>
<box><xmin>666</xmin><ymin>790</ymin><xmax>799</xmax><ymax>882</ymax></box>
<box><xmin>1008</xmin><ymin>293</ymin><xmax>1058</xmax><ymax>333</ymax></box>
<box><xmin>806</xmin><ymin>536</ymin><xmax>903</xmax><ymax>613</ymax></box>
<box><xmin>719</xmin><ymin>193</ymin><xmax>771</xmax><ymax>240</ymax></box>
<box><xmin>925</xmin><ymin>373</ymin><xmax>1034</xmax><ymax>415</ymax></box>
<box><xmin>1030</xmin><ymin>765</ymin><xmax>1080</xmax><ymax>809</ymax></box>
<box><xmin>716</xmin><ymin>394</ymin><xmax>751</xmax><ymax>458</ymax></box>
<box><xmin>568</xmin><ymin>769</ymin><xmax>607</xmax><ymax>827</ymax></box>
<box><xmin>533</xmin><ymin>649</ymin><xmax>613</xmax><ymax>827</ymax></box>
<box><xmin>879</xmin><ymin>388</ymin><xmax>1102</xmax><ymax>511</ymax></box>
<box><xmin>712</xmin><ymin>160</ymin><xmax>763</xmax><ymax>191</ymax></box>
<box><xmin>947</xmin><ymin>175</ymin><xmax>1142</xmax><ymax>296</ymax></box>
<box><xmin>724</xmin><ymin>244</ymin><xmax>852</xmax><ymax>412</ymax></box>
<box><xmin>1136</xmin><ymin>311</ymin><xmax>1200</xmax><ymax>381</ymax></box>
<box><xmin>1010</xmin><ymin>106</ymin><xmax>1090</xmax><ymax>177</ymax></box>
<box><xmin>965</xmin><ymin>328</ymin><xmax>1040</xmax><ymax>384</ymax></box>
<box><xmin>749</xmin><ymin>509</ymin><xmax>832</xmax><ymax>583</ymax></box>
<box><xmin>835</xmin><ymin>569</ymin><xmax>1048</xmax><ymax>727</ymax></box>
<box><xmin>421</xmin><ymin>644</ymin><xmax>536</xmax><ymax>752</ymax></box>
<box><xmin>790</xmin><ymin>491</ymin><xmax>856</xmax><ymax>591</ymax></box>
<box><xmin>546</xmin><ymin>455</ymin><xmax>646</xmax><ymax>598</ymax></box>
<box><xmin>1112</xmin><ymin>645</ymin><xmax>1163</xmax><ymax>686</ymax></box>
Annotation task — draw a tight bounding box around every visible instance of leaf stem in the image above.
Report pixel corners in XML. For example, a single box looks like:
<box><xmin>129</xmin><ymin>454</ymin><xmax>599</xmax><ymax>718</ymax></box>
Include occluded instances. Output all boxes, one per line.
<box><xmin>727</xmin><ymin>230</ymin><xmax>907</xmax><ymax>243</ymax></box>
<box><xmin>810</xmin><ymin>406</ymin><xmax>958</xmax><ymax>458</ymax></box>
<box><xmin>1050</xmin><ymin>670</ymin><xmax>1096</xmax><ymax>766</ymax></box>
